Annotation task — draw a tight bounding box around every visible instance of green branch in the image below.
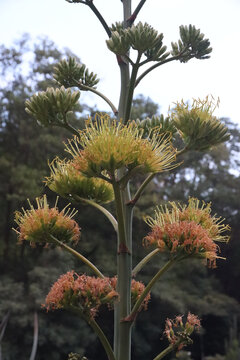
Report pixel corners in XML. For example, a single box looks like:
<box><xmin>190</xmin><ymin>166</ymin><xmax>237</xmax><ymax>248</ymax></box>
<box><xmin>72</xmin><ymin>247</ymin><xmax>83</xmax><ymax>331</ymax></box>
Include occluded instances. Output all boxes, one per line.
<box><xmin>135</xmin><ymin>55</ymin><xmax>180</xmax><ymax>88</ymax></box>
<box><xmin>152</xmin><ymin>344</ymin><xmax>175</xmax><ymax>360</ymax></box>
<box><xmin>126</xmin><ymin>259</ymin><xmax>175</xmax><ymax>321</ymax></box>
<box><xmin>132</xmin><ymin>248</ymin><xmax>160</xmax><ymax>277</ymax></box>
<box><xmin>128</xmin><ymin>173</ymin><xmax>155</xmax><ymax>207</ymax></box>
<box><xmin>66</xmin><ymin>0</ymin><xmax>111</xmax><ymax>37</ymax></box>
<box><xmin>60</xmin><ymin>119</ymin><xmax>80</xmax><ymax>138</ymax></box>
<box><xmin>76</xmin><ymin>81</ymin><xmax>118</xmax><ymax>115</ymax></box>
<box><xmin>124</xmin><ymin>52</ymin><xmax>142</xmax><ymax>123</ymax></box>
<box><xmin>72</xmin><ymin>195</ymin><xmax>118</xmax><ymax>232</ymax></box>
<box><xmin>49</xmin><ymin>235</ymin><xmax>105</xmax><ymax>278</ymax></box>
<box><xmin>67</xmin><ymin>305</ymin><xmax>116</xmax><ymax>360</ymax></box>
<box><xmin>127</xmin><ymin>0</ymin><xmax>147</xmax><ymax>26</ymax></box>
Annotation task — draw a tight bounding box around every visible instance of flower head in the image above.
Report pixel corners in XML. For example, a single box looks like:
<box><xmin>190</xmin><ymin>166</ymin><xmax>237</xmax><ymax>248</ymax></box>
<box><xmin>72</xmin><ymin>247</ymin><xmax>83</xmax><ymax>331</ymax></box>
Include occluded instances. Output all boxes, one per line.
<box><xmin>144</xmin><ymin>198</ymin><xmax>230</xmax><ymax>267</ymax></box>
<box><xmin>14</xmin><ymin>195</ymin><xmax>80</xmax><ymax>246</ymax></box>
<box><xmin>171</xmin><ymin>96</ymin><xmax>230</xmax><ymax>151</ymax></box>
<box><xmin>65</xmin><ymin>114</ymin><xmax>177</xmax><ymax>178</ymax></box>
<box><xmin>44</xmin><ymin>271</ymin><xmax>118</xmax><ymax>318</ymax></box>
<box><xmin>164</xmin><ymin>312</ymin><xmax>201</xmax><ymax>350</ymax></box>
<box><xmin>46</xmin><ymin>157</ymin><xmax>114</xmax><ymax>204</ymax></box>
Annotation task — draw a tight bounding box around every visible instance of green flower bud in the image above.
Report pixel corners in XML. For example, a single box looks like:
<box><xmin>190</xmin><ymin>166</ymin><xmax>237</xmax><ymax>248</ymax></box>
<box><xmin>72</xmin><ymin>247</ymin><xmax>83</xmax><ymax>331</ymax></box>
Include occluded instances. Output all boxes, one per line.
<box><xmin>54</xmin><ymin>57</ymin><xmax>99</xmax><ymax>89</ymax></box>
<box><xmin>106</xmin><ymin>30</ymin><xmax>130</xmax><ymax>55</ymax></box>
<box><xmin>135</xmin><ymin>115</ymin><xmax>177</xmax><ymax>138</ymax></box>
<box><xmin>171</xmin><ymin>24</ymin><xmax>212</xmax><ymax>63</ymax></box>
<box><xmin>126</xmin><ymin>22</ymin><xmax>159</xmax><ymax>53</ymax></box>
<box><xmin>25</xmin><ymin>86</ymin><xmax>80</xmax><ymax>127</ymax></box>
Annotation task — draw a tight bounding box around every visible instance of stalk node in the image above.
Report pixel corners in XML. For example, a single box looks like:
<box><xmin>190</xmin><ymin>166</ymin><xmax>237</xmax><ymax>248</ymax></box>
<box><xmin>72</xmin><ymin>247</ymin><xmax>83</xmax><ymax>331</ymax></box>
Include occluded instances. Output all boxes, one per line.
<box><xmin>118</xmin><ymin>243</ymin><xmax>131</xmax><ymax>254</ymax></box>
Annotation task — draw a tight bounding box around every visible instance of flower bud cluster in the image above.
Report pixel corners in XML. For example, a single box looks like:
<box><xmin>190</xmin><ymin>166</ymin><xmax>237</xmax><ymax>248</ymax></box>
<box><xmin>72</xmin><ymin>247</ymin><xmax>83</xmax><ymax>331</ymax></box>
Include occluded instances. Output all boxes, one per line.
<box><xmin>53</xmin><ymin>57</ymin><xmax>99</xmax><ymax>89</ymax></box>
<box><xmin>144</xmin><ymin>198</ymin><xmax>230</xmax><ymax>267</ymax></box>
<box><xmin>164</xmin><ymin>312</ymin><xmax>201</xmax><ymax>351</ymax></box>
<box><xmin>171</xmin><ymin>24</ymin><xmax>212</xmax><ymax>62</ymax></box>
<box><xmin>14</xmin><ymin>195</ymin><xmax>80</xmax><ymax>246</ymax></box>
<box><xmin>25</xmin><ymin>86</ymin><xmax>80</xmax><ymax>127</ymax></box>
<box><xmin>107</xmin><ymin>22</ymin><xmax>169</xmax><ymax>59</ymax></box>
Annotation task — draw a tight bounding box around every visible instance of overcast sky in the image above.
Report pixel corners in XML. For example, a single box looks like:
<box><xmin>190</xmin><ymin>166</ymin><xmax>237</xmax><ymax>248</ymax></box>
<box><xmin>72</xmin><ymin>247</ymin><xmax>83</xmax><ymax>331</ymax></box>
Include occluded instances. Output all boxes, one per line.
<box><xmin>1</xmin><ymin>0</ymin><xmax>240</xmax><ymax>124</ymax></box>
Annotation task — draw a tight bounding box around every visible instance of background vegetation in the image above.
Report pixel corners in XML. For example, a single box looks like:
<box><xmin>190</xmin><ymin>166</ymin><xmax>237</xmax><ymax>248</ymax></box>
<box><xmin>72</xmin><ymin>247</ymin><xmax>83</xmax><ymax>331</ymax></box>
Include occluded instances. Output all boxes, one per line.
<box><xmin>0</xmin><ymin>36</ymin><xmax>239</xmax><ymax>360</ymax></box>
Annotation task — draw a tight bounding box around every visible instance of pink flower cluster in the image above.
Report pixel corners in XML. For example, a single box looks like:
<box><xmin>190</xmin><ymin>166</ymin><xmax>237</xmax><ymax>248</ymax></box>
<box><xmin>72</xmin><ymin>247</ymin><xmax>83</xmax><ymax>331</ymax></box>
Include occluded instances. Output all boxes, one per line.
<box><xmin>44</xmin><ymin>271</ymin><xmax>118</xmax><ymax>318</ymax></box>
<box><xmin>145</xmin><ymin>220</ymin><xmax>218</xmax><ymax>267</ymax></box>
<box><xmin>44</xmin><ymin>272</ymin><xmax>150</xmax><ymax>318</ymax></box>
<box><xmin>164</xmin><ymin>312</ymin><xmax>201</xmax><ymax>351</ymax></box>
<box><xmin>144</xmin><ymin>198</ymin><xmax>230</xmax><ymax>267</ymax></box>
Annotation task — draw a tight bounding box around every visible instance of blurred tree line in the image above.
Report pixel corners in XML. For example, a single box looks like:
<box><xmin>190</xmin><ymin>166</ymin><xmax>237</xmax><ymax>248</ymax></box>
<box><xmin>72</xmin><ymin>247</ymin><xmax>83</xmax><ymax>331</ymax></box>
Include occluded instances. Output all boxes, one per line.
<box><xmin>0</xmin><ymin>36</ymin><xmax>239</xmax><ymax>360</ymax></box>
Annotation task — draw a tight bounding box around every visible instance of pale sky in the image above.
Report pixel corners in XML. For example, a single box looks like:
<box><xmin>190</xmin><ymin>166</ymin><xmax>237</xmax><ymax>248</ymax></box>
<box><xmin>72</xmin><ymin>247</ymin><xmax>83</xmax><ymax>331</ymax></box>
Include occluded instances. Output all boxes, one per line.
<box><xmin>1</xmin><ymin>0</ymin><xmax>240</xmax><ymax>124</ymax></box>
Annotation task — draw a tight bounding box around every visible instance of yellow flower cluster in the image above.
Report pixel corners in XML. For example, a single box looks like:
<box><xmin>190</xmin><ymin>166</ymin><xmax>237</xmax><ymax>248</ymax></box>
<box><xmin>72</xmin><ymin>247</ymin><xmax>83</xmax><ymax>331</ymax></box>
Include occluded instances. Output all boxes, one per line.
<box><xmin>46</xmin><ymin>158</ymin><xmax>114</xmax><ymax>203</ymax></box>
<box><xmin>14</xmin><ymin>195</ymin><xmax>80</xmax><ymax>246</ymax></box>
<box><xmin>171</xmin><ymin>96</ymin><xmax>229</xmax><ymax>151</ymax></box>
<box><xmin>66</xmin><ymin>114</ymin><xmax>177</xmax><ymax>178</ymax></box>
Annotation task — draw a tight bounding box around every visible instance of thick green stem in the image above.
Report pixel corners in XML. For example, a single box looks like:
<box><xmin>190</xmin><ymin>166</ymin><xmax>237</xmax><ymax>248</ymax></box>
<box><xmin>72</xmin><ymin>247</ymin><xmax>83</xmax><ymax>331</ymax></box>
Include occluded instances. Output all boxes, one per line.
<box><xmin>132</xmin><ymin>248</ymin><xmax>160</xmax><ymax>277</ymax></box>
<box><xmin>49</xmin><ymin>235</ymin><xmax>105</xmax><ymax>278</ymax></box>
<box><xmin>113</xmin><ymin>180</ymin><xmax>132</xmax><ymax>360</ymax></box>
<box><xmin>68</xmin><ymin>306</ymin><xmax>116</xmax><ymax>360</ymax></box>
<box><xmin>128</xmin><ymin>259</ymin><xmax>175</xmax><ymax>321</ymax></box>
<box><xmin>113</xmin><ymin>3</ymin><xmax>133</xmax><ymax>359</ymax></box>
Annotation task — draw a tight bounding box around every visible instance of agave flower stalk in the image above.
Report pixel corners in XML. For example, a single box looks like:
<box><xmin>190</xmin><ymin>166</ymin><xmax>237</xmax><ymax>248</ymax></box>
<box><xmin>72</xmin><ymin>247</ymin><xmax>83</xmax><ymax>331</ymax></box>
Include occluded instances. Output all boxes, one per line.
<box><xmin>19</xmin><ymin>1</ymin><xmax>232</xmax><ymax>360</ymax></box>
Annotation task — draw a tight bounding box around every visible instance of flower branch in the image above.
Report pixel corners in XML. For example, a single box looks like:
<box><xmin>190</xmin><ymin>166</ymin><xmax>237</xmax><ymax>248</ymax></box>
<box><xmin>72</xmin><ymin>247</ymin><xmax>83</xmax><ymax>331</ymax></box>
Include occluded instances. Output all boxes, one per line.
<box><xmin>124</xmin><ymin>52</ymin><xmax>142</xmax><ymax>123</ymax></box>
<box><xmin>127</xmin><ymin>173</ymin><xmax>155</xmax><ymax>207</ymax></box>
<box><xmin>66</xmin><ymin>0</ymin><xmax>111</xmax><ymax>38</ymax></box>
<box><xmin>127</xmin><ymin>0</ymin><xmax>147</xmax><ymax>27</ymax></box>
<box><xmin>132</xmin><ymin>248</ymin><xmax>160</xmax><ymax>277</ymax></box>
<box><xmin>72</xmin><ymin>195</ymin><xmax>118</xmax><ymax>233</ymax></box>
<box><xmin>152</xmin><ymin>344</ymin><xmax>176</xmax><ymax>360</ymax></box>
<box><xmin>49</xmin><ymin>235</ymin><xmax>105</xmax><ymax>278</ymax></box>
<box><xmin>76</xmin><ymin>81</ymin><xmax>118</xmax><ymax>115</ymax></box>
<box><xmin>125</xmin><ymin>259</ymin><xmax>176</xmax><ymax>322</ymax></box>
<box><xmin>66</xmin><ymin>305</ymin><xmax>116</xmax><ymax>360</ymax></box>
<box><xmin>135</xmin><ymin>55</ymin><xmax>181</xmax><ymax>88</ymax></box>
